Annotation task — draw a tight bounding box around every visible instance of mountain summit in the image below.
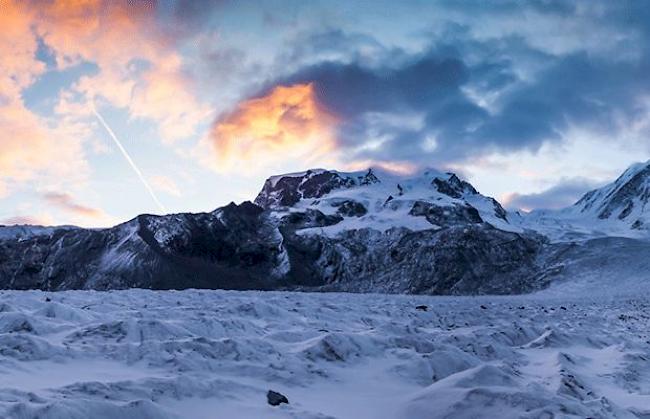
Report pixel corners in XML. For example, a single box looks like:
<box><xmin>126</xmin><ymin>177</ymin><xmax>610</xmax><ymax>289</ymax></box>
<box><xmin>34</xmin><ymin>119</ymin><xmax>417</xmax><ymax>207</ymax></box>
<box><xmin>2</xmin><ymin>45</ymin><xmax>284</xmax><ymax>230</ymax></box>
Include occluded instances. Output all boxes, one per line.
<box><xmin>573</xmin><ymin>160</ymin><xmax>650</xmax><ymax>229</ymax></box>
<box><xmin>254</xmin><ymin>168</ymin><xmax>514</xmax><ymax>236</ymax></box>
<box><xmin>521</xmin><ymin>160</ymin><xmax>650</xmax><ymax>240</ymax></box>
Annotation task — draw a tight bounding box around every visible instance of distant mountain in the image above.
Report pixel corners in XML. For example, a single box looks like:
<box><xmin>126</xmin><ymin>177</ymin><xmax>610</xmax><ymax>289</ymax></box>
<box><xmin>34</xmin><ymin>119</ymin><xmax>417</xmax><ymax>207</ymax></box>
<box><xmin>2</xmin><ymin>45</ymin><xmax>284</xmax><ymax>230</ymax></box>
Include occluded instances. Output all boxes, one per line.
<box><xmin>3</xmin><ymin>162</ymin><xmax>650</xmax><ymax>294</ymax></box>
<box><xmin>0</xmin><ymin>167</ymin><xmax>547</xmax><ymax>294</ymax></box>
<box><xmin>254</xmin><ymin>167</ymin><xmax>515</xmax><ymax>235</ymax></box>
<box><xmin>0</xmin><ymin>225</ymin><xmax>77</xmax><ymax>241</ymax></box>
<box><xmin>521</xmin><ymin>160</ymin><xmax>650</xmax><ymax>241</ymax></box>
<box><xmin>573</xmin><ymin>160</ymin><xmax>650</xmax><ymax>228</ymax></box>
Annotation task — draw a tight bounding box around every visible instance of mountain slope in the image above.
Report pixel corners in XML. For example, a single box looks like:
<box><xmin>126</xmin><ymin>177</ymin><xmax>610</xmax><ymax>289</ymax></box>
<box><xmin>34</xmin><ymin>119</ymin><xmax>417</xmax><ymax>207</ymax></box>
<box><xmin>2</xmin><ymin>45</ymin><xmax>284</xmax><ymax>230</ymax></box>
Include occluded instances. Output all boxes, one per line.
<box><xmin>0</xmin><ymin>202</ymin><xmax>289</xmax><ymax>291</ymax></box>
<box><xmin>521</xmin><ymin>160</ymin><xmax>650</xmax><ymax>241</ymax></box>
<box><xmin>0</xmin><ymin>168</ymin><xmax>546</xmax><ymax>294</ymax></box>
<box><xmin>573</xmin><ymin>160</ymin><xmax>650</xmax><ymax>228</ymax></box>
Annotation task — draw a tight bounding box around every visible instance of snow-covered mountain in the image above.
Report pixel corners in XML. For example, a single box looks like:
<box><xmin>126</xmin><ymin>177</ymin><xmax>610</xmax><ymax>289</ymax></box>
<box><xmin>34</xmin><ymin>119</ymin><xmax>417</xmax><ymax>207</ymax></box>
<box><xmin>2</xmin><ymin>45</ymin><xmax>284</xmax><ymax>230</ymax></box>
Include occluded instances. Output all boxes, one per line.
<box><xmin>255</xmin><ymin>168</ymin><xmax>516</xmax><ymax>235</ymax></box>
<box><xmin>521</xmin><ymin>160</ymin><xmax>650</xmax><ymax>241</ymax></box>
<box><xmin>0</xmin><ymin>167</ymin><xmax>547</xmax><ymax>294</ymax></box>
<box><xmin>2</xmin><ymin>162</ymin><xmax>650</xmax><ymax>294</ymax></box>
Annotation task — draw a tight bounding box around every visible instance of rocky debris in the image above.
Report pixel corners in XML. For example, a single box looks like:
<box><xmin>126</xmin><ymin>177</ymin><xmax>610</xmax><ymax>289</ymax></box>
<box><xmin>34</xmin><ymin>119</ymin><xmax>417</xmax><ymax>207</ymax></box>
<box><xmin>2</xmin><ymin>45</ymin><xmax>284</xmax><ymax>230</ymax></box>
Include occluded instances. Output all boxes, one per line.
<box><xmin>267</xmin><ymin>390</ymin><xmax>289</xmax><ymax>406</ymax></box>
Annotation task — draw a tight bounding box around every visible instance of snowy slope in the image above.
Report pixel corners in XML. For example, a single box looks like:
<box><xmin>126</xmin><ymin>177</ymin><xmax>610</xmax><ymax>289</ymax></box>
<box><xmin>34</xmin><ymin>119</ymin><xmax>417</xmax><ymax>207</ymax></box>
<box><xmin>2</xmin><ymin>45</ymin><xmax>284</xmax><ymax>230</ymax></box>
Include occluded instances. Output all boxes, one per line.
<box><xmin>0</xmin><ymin>225</ymin><xmax>77</xmax><ymax>241</ymax></box>
<box><xmin>520</xmin><ymin>160</ymin><xmax>650</xmax><ymax>241</ymax></box>
<box><xmin>255</xmin><ymin>168</ymin><xmax>518</xmax><ymax>237</ymax></box>
<box><xmin>0</xmin><ymin>289</ymin><xmax>649</xmax><ymax>419</ymax></box>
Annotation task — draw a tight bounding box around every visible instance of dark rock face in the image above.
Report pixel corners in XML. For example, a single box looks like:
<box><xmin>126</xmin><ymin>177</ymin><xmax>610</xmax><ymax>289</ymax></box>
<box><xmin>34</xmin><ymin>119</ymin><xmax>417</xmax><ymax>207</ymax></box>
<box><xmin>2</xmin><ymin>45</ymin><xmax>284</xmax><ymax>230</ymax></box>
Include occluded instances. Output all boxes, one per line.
<box><xmin>0</xmin><ymin>203</ymin><xmax>550</xmax><ymax>295</ymax></box>
<box><xmin>409</xmin><ymin>201</ymin><xmax>483</xmax><ymax>226</ymax></box>
<box><xmin>254</xmin><ymin>169</ymin><xmax>380</xmax><ymax>209</ymax></box>
<box><xmin>0</xmin><ymin>168</ymin><xmax>582</xmax><ymax>296</ymax></box>
<box><xmin>292</xmin><ymin>225</ymin><xmax>547</xmax><ymax>295</ymax></box>
<box><xmin>0</xmin><ymin>202</ymin><xmax>287</xmax><ymax>291</ymax></box>
<box><xmin>574</xmin><ymin>163</ymin><xmax>650</xmax><ymax>222</ymax></box>
<box><xmin>489</xmin><ymin>198</ymin><xmax>509</xmax><ymax>221</ymax></box>
<box><xmin>597</xmin><ymin>165</ymin><xmax>650</xmax><ymax>220</ymax></box>
<box><xmin>432</xmin><ymin>174</ymin><xmax>478</xmax><ymax>198</ymax></box>
<box><xmin>280</xmin><ymin>209</ymin><xmax>343</xmax><ymax>230</ymax></box>
<box><xmin>333</xmin><ymin>200</ymin><xmax>367</xmax><ymax>217</ymax></box>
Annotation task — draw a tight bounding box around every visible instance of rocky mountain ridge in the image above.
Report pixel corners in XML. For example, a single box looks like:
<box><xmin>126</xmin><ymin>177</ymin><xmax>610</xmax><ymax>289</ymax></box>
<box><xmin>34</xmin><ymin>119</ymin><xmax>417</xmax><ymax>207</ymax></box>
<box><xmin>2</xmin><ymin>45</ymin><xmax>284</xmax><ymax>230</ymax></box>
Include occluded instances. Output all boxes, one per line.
<box><xmin>1</xmin><ymin>162</ymin><xmax>650</xmax><ymax>294</ymax></box>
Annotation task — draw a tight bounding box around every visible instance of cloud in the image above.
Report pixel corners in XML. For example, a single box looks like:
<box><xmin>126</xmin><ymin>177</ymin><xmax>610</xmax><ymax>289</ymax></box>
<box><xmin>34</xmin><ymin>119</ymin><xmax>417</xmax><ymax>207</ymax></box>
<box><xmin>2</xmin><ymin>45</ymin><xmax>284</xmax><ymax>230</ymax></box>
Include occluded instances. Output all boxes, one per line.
<box><xmin>272</xmin><ymin>43</ymin><xmax>649</xmax><ymax>168</ymax></box>
<box><xmin>0</xmin><ymin>0</ymin><xmax>210</xmax><ymax>222</ymax></box>
<box><xmin>43</xmin><ymin>192</ymin><xmax>105</xmax><ymax>219</ymax></box>
<box><xmin>32</xmin><ymin>0</ymin><xmax>209</xmax><ymax>143</ymax></box>
<box><xmin>503</xmin><ymin>178</ymin><xmax>603</xmax><ymax>211</ymax></box>
<box><xmin>198</xmin><ymin>83</ymin><xmax>339</xmax><ymax>174</ymax></box>
<box><xmin>150</xmin><ymin>175</ymin><xmax>182</xmax><ymax>197</ymax></box>
<box><xmin>213</xmin><ymin>0</ymin><xmax>650</xmax><ymax>174</ymax></box>
<box><xmin>0</xmin><ymin>1</ymin><xmax>89</xmax><ymax>197</ymax></box>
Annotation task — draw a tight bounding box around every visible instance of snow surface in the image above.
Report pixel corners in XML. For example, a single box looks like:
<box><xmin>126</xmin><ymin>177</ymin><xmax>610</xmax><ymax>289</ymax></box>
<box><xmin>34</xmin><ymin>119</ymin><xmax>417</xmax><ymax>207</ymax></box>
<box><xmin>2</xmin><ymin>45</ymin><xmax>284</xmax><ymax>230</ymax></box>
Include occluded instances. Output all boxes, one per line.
<box><xmin>1</xmin><ymin>289</ymin><xmax>649</xmax><ymax>418</ymax></box>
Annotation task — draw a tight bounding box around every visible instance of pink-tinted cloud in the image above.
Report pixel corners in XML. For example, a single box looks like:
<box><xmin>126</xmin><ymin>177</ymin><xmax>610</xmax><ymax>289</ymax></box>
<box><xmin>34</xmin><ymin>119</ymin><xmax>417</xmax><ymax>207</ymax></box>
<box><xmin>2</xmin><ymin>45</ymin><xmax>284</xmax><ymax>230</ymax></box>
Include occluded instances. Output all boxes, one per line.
<box><xmin>0</xmin><ymin>0</ymin><xmax>209</xmax><ymax>227</ymax></box>
<box><xmin>0</xmin><ymin>1</ymin><xmax>89</xmax><ymax>197</ymax></box>
<box><xmin>43</xmin><ymin>192</ymin><xmax>104</xmax><ymax>218</ymax></box>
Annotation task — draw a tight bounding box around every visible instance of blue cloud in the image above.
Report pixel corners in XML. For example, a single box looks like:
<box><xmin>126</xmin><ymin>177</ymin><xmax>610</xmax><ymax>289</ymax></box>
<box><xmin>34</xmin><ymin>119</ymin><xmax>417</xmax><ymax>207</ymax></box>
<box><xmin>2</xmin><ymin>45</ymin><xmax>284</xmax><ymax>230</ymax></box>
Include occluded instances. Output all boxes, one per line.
<box><xmin>505</xmin><ymin>178</ymin><xmax>604</xmax><ymax>210</ymax></box>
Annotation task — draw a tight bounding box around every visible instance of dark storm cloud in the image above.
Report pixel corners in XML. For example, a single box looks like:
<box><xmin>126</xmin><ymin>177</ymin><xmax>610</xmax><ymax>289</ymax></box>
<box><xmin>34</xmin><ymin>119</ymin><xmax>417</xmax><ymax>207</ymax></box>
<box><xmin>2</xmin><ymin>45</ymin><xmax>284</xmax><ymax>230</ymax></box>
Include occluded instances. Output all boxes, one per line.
<box><xmin>505</xmin><ymin>178</ymin><xmax>603</xmax><ymax>211</ymax></box>
<box><xmin>224</xmin><ymin>0</ymin><xmax>650</xmax><ymax>166</ymax></box>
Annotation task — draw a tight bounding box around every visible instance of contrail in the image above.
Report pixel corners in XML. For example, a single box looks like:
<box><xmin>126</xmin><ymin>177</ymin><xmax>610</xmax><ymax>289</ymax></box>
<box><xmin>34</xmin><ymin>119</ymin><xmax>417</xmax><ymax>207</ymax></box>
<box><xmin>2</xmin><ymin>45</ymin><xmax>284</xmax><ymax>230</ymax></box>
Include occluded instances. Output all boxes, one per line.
<box><xmin>91</xmin><ymin>105</ymin><xmax>167</xmax><ymax>213</ymax></box>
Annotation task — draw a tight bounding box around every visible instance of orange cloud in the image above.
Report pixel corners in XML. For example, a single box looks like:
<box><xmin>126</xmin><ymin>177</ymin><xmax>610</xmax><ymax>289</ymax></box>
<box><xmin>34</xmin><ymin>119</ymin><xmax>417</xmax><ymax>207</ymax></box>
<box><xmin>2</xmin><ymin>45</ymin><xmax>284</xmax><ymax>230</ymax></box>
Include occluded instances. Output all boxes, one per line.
<box><xmin>0</xmin><ymin>0</ymin><xmax>207</xmax><ymax>147</ymax></box>
<box><xmin>199</xmin><ymin>83</ymin><xmax>339</xmax><ymax>173</ymax></box>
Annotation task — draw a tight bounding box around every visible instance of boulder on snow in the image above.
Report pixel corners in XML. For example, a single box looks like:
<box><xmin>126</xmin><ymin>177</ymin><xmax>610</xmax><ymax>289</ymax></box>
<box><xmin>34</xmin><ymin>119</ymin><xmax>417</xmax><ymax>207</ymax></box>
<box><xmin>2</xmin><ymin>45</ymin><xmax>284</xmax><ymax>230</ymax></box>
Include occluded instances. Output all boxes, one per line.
<box><xmin>267</xmin><ymin>390</ymin><xmax>289</xmax><ymax>406</ymax></box>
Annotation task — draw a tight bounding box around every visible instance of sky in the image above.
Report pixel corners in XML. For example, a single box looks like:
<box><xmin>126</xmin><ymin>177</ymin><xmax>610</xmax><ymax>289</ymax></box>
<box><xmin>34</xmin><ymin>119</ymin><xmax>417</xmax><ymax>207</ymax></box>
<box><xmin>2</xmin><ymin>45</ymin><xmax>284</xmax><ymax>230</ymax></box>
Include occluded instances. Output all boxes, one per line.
<box><xmin>1</xmin><ymin>0</ymin><xmax>650</xmax><ymax>227</ymax></box>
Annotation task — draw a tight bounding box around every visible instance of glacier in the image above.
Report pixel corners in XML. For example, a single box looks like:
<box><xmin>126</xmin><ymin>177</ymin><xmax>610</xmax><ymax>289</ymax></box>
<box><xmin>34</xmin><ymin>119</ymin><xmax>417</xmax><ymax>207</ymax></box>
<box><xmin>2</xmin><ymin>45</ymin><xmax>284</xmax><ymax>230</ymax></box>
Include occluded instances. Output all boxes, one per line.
<box><xmin>0</xmin><ymin>289</ymin><xmax>649</xmax><ymax>419</ymax></box>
